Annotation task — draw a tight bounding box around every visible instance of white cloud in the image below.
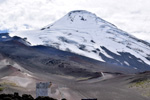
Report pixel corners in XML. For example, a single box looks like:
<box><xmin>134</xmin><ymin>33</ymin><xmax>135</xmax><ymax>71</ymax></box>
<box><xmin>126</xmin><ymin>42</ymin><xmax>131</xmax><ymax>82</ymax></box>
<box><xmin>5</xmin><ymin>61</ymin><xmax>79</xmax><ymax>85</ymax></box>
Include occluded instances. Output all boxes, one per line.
<box><xmin>0</xmin><ymin>0</ymin><xmax>150</xmax><ymax>42</ymax></box>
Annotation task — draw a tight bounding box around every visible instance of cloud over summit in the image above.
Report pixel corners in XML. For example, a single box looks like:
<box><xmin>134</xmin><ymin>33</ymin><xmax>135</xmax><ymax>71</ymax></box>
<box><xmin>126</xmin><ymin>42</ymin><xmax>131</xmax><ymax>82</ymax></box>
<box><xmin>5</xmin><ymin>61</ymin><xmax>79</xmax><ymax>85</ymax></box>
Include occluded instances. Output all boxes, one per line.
<box><xmin>0</xmin><ymin>0</ymin><xmax>150</xmax><ymax>42</ymax></box>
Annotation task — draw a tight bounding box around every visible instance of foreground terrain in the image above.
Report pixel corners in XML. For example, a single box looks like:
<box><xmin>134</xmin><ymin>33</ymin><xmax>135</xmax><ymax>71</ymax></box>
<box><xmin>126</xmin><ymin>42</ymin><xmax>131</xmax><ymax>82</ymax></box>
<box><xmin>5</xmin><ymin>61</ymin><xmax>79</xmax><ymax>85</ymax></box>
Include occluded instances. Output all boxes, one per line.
<box><xmin>0</xmin><ymin>93</ymin><xmax>60</xmax><ymax>100</ymax></box>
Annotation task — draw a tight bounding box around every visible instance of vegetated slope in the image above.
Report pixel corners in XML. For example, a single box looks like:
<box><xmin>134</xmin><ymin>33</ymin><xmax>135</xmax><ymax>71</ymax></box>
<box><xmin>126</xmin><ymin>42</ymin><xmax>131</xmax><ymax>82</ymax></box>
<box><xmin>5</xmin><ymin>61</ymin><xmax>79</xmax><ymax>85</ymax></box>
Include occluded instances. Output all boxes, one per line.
<box><xmin>10</xmin><ymin>10</ymin><xmax>150</xmax><ymax>71</ymax></box>
<box><xmin>127</xmin><ymin>71</ymin><xmax>150</xmax><ymax>99</ymax></box>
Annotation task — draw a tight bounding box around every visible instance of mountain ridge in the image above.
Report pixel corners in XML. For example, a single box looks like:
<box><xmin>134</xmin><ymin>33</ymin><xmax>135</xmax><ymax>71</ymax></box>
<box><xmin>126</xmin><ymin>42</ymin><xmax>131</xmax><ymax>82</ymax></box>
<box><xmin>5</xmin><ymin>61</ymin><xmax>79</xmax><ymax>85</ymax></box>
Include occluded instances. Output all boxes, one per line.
<box><xmin>1</xmin><ymin>10</ymin><xmax>150</xmax><ymax>100</ymax></box>
<box><xmin>10</xmin><ymin>10</ymin><xmax>150</xmax><ymax>71</ymax></box>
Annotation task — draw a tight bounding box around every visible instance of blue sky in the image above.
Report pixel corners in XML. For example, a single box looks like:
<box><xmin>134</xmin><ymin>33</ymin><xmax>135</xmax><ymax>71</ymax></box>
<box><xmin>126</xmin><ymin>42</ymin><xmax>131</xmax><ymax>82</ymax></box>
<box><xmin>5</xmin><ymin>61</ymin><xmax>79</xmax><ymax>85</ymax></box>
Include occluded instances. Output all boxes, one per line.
<box><xmin>0</xmin><ymin>29</ymin><xmax>9</xmax><ymax>33</ymax></box>
<box><xmin>0</xmin><ymin>0</ymin><xmax>150</xmax><ymax>42</ymax></box>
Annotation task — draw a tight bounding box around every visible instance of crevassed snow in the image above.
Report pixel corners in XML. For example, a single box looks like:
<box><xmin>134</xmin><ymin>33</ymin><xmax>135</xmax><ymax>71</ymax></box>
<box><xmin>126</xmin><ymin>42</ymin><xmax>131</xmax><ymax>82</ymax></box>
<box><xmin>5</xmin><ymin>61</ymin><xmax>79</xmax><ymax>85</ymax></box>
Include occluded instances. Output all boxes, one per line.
<box><xmin>10</xmin><ymin>10</ymin><xmax>150</xmax><ymax>65</ymax></box>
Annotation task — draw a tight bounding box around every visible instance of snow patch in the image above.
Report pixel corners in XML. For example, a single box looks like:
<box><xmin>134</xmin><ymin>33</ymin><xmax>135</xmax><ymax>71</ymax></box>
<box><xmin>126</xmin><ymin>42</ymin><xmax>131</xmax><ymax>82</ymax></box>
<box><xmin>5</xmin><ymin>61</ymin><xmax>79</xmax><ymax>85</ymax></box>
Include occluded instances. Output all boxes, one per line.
<box><xmin>124</xmin><ymin>61</ymin><xmax>130</xmax><ymax>66</ymax></box>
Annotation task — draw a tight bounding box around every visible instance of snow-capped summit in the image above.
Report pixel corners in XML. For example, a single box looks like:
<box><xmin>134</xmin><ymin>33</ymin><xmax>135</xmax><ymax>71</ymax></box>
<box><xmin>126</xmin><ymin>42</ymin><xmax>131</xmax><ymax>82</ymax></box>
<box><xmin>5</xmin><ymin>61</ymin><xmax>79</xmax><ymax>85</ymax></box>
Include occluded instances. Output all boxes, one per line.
<box><xmin>43</xmin><ymin>10</ymin><xmax>116</xmax><ymax>30</ymax></box>
<box><xmin>11</xmin><ymin>10</ymin><xmax>150</xmax><ymax>70</ymax></box>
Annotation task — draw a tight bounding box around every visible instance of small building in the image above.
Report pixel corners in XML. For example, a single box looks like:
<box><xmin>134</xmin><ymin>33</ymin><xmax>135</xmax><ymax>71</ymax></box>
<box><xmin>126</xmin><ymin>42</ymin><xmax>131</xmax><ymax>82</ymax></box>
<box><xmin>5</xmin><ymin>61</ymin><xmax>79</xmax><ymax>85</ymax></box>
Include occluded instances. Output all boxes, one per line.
<box><xmin>36</xmin><ymin>82</ymin><xmax>52</xmax><ymax>98</ymax></box>
<box><xmin>81</xmin><ymin>98</ymin><xmax>97</xmax><ymax>100</ymax></box>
